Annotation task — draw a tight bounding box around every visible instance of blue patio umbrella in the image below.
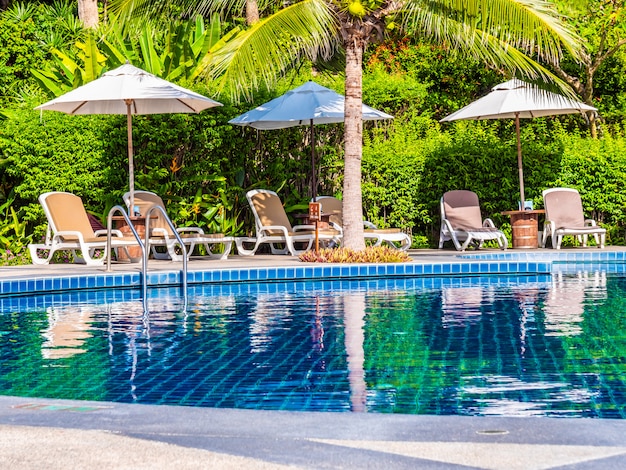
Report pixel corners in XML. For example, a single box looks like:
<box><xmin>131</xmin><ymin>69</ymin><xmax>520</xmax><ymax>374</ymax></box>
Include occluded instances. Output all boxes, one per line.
<box><xmin>229</xmin><ymin>81</ymin><xmax>393</xmax><ymax>200</ymax></box>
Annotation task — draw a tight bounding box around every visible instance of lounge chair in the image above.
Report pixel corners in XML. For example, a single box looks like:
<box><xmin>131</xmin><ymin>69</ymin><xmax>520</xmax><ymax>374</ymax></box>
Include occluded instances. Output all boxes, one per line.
<box><xmin>236</xmin><ymin>189</ymin><xmax>341</xmax><ymax>256</ymax></box>
<box><xmin>28</xmin><ymin>191</ymin><xmax>139</xmax><ymax>266</ymax></box>
<box><xmin>123</xmin><ymin>191</ymin><xmax>234</xmax><ymax>261</ymax></box>
<box><xmin>439</xmin><ymin>190</ymin><xmax>508</xmax><ymax>251</ymax></box>
<box><xmin>315</xmin><ymin>196</ymin><xmax>412</xmax><ymax>250</ymax></box>
<box><xmin>541</xmin><ymin>188</ymin><xmax>605</xmax><ymax>249</ymax></box>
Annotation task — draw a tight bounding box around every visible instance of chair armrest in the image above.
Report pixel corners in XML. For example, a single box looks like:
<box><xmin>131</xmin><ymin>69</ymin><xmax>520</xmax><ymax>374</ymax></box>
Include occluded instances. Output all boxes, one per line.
<box><xmin>292</xmin><ymin>224</ymin><xmax>315</xmax><ymax>231</ymax></box>
<box><xmin>330</xmin><ymin>222</ymin><xmax>343</xmax><ymax>233</ymax></box>
<box><xmin>584</xmin><ymin>219</ymin><xmax>597</xmax><ymax>227</ymax></box>
<box><xmin>260</xmin><ymin>225</ymin><xmax>290</xmax><ymax>236</ymax></box>
<box><xmin>95</xmin><ymin>229</ymin><xmax>123</xmax><ymax>237</ymax></box>
<box><xmin>177</xmin><ymin>227</ymin><xmax>205</xmax><ymax>234</ymax></box>
<box><xmin>150</xmin><ymin>228</ymin><xmax>168</xmax><ymax>237</ymax></box>
<box><xmin>363</xmin><ymin>221</ymin><xmax>377</xmax><ymax>229</ymax></box>
<box><xmin>54</xmin><ymin>230</ymin><xmax>86</xmax><ymax>243</ymax></box>
<box><xmin>483</xmin><ymin>218</ymin><xmax>496</xmax><ymax>228</ymax></box>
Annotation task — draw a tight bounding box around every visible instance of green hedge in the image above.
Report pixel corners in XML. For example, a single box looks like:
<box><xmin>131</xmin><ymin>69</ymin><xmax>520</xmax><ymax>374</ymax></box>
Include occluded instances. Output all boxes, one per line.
<box><xmin>4</xmin><ymin>96</ymin><xmax>626</xmax><ymax>251</ymax></box>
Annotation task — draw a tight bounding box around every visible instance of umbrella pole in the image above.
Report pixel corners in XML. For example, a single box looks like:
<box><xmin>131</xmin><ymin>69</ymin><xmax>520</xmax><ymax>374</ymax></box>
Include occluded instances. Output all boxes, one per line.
<box><xmin>311</xmin><ymin>119</ymin><xmax>317</xmax><ymax>202</ymax></box>
<box><xmin>126</xmin><ymin>100</ymin><xmax>135</xmax><ymax>214</ymax></box>
<box><xmin>515</xmin><ymin>113</ymin><xmax>525</xmax><ymax>207</ymax></box>
<box><xmin>310</xmin><ymin>119</ymin><xmax>320</xmax><ymax>253</ymax></box>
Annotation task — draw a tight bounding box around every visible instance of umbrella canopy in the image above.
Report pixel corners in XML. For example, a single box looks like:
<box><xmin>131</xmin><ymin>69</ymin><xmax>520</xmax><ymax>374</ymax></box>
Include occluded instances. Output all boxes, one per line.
<box><xmin>441</xmin><ymin>79</ymin><xmax>597</xmax><ymax>205</ymax></box>
<box><xmin>35</xmin><ymin>62</ymin><xmax>223</xmax><ymax>210</ymax></box>
<box><xmin>229</xmin><ymin>81</ymin><xmax>393</xmax><ymax>199</ymax></box>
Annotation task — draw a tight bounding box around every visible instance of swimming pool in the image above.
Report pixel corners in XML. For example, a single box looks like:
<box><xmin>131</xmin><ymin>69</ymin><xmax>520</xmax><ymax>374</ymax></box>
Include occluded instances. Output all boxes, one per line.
<box><xmin>2</xmin><ymin>268</ymin><xmax>625</xmax><ymax>418</ymax></box>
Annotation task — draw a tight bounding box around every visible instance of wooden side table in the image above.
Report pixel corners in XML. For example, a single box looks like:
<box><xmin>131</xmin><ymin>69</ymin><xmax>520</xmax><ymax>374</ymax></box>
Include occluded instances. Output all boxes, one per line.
<box><xmin>501</xmin><ymin>210</ymin><xmax>545</xmax><ymax>249</ymax></box>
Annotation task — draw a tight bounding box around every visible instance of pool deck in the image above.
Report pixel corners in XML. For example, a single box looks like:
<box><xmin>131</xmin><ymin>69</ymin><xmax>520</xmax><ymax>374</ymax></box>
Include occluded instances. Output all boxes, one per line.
<box><xmin>2</xmin><ymin>247</ymin><xmax>626</xmax><ymax>469</ymax></box>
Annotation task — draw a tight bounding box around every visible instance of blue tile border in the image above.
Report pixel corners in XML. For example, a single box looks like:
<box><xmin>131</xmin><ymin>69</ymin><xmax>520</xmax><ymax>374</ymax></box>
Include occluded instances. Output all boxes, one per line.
<box><xmin>1</xmin><ymin>250</ymin><xmax>624</xmax><ymax>298</ymax></box>
<box><xmin>457</xmin><ymin>250</ymin><xmax>626</xmax><ymax>263</ymax></box>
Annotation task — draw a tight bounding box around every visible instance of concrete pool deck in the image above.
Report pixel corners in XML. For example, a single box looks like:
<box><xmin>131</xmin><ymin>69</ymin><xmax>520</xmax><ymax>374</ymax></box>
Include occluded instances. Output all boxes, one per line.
<box><xmin>2</xmin><ymin>247</ymin><xmax>626</xmax><ymax>468</ymax></box>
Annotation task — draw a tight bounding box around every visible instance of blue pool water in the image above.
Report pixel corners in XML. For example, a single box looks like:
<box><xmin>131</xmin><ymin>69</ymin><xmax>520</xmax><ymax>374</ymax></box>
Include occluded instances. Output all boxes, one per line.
<box><xmin>1</xmin><ymin>271</ymin><xmax>625</xmax><ymax>418</ymax></box>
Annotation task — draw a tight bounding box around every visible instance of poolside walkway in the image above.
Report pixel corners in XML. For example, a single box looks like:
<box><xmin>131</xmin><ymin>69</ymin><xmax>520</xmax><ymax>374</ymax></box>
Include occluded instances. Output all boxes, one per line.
<box><xmin>2</xmin><ymin>247</ymin><xmax>626</xmax><ymax>469</ymax></box>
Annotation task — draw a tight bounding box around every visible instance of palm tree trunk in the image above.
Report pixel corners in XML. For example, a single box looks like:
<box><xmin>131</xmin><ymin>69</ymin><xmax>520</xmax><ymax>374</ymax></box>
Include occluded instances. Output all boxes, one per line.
<box><xmin>246</xmin><ymin>0</ymin><xmax>260</xmax><ymax>25</ymax></box>
<box><xmin>342</xmin><ymin>38</ymin><xmax>366</xmax><ymax>251</ymax></box>
<box><xmin>78</xmin><ymin>0</ymin><xmax>99</xmax><ymax>28</ymax></box>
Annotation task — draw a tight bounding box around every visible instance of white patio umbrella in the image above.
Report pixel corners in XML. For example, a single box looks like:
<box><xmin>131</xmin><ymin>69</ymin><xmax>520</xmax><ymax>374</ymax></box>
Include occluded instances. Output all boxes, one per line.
<box><xmin>229</xmin><ymin>81</ymin><xmax>393</xmax><ymax>200</ymax></box>
<box><xmin>35</xmin><ymin>62</ymin><xmax>223</xmax><ymax>211</ymax></box>
<box><xmin>441</xmin><ymin>79</ymin><xmax>597</xmax><ymax>205</ymax></box>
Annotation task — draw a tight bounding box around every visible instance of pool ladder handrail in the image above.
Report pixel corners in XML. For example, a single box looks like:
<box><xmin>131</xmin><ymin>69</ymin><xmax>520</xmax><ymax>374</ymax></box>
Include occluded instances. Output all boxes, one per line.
<box><xmin>105</xmin><ymin>206</ymin><xmax>188</xmax><ymax>310</ymax></box>
<box><xmin>143</xmin><ymin>204</ymin><xmax>188</xmax><ymax>302</ymax></box>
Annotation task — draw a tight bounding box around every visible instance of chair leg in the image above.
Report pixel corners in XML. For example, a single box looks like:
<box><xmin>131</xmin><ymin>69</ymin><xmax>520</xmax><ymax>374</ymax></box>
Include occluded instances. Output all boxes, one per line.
<box><xmin>541</xmin><ymin>229</ymin><xmax>549</xmax><ymax>248</ymax></box>
<box><xmin>498</xmin><ymin>234</ymin><xmax>508</xmax><ymax>250</ymax></box>
<box><xmin>438</xmin><ymin>226</ymin><xmax>446</xmax><ymax>249</ymax></box>
<box><xmin>555</xmin><ymin>234</ymin><xmax>563</xmax><ymax>249</ymax></box>
<box><xmin>269</xmin><ymin>243</ymin><xmax>289</xmax><ymax>255</ymax></box>
<box><xmin>458</xmin><ymin>236</ymin><xmax>472</xmax><ymax>251</ymax></box>
<box><xmin>235</xmin><ymin>237</ymin><xmax>260</xmax><ymax>256</ymax></box>
<box><xmin>28</xmin><ymin>244</ymin><xmax>55</xmax><ymax>265</ymax></box>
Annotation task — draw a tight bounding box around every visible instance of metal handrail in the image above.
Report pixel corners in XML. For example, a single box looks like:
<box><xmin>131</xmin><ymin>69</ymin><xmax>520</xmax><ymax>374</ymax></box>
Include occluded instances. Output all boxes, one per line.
<box><xmin>105</xmin><ymin>205</ymin><xmax>188</xmax><ymax>312</ymax></box>
<box><xmin>143</xmin><ymin>205</ymin><xmax>188</xmax><ymax>308</ymax></box>
<box><xmin>106</xmin><ymin>206</ymin><xmax>147</xmax><ymax>304</ymax></box>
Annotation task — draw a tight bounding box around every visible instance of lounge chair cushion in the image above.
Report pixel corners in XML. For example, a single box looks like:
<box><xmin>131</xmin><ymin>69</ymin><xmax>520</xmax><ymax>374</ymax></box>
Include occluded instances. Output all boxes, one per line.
<box><xmin>544</xmin><ymin>191</ymin><xmax>585</xmax><ymax>228</ymax></box>
<box><xmin>47</xmin><ymin>192</ymin><xmax>96</xmax><ymax>241</ymax></box>
<box><xmin>442</xmin><ymin>190</ymin><xmax>483</xmax><ymax>230</ymax></box>
<box><xmin>132</xmin><ymin>192</ymin><xmax>174</xmax><ymax>236</ymax></box>
<box><xmin>249</xmin><ymin>191</ymin><xmax>294</xmax><ymax>235</ymax></box>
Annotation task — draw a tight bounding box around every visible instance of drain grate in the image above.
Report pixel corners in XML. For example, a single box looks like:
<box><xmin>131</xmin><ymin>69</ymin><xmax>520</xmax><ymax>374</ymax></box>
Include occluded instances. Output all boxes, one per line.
<box><xmin>476</xmin><ymin>429</ymin><xmax>509</xmax><ymax>435</ymax></box>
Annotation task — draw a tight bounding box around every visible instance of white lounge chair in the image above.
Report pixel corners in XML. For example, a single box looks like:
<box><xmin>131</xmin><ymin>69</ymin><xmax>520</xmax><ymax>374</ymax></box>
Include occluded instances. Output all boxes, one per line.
<box><xmin>123</xmin><ymin>191</ymin><xmax>234</xmax><ymax>261</ymax></box>
<box><xmin>28</xmin><ymin>191</ymin><xmax>139</xmax><ymax>266</ymax></box>
<box><xmin>439</xmin><ymin>190</ymin><xmax>508</xmax><ymax>251</ymax></box>
<box><xmin>541</xmin><ymin>188</ymin><xmax>605</xmax><ymax>249</ymax></box>
<box><xmin>315</xmin><ymin>196</ymin><xmax>412</xmax><ymax>250</ymax></box>
<box><xmin>236</xmin><ymin>189</ymin><xmax>341</xmax><ymax>256</ymax></box>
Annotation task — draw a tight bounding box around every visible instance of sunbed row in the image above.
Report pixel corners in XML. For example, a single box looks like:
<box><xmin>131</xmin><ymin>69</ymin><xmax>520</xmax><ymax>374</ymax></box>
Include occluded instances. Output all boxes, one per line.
<box><xmin>28</xmin><ymin>186</ymin><xmax>605</xmax><ymax>266</ymax></box>
<box><xmin>440</xmin><ymin>188</ymin><xmax>605</xmax><ymax>251</ymax></box>
<box><xmin>28</xmin><ymin>189</ymin><xmax>411</xmax><ymax>266</ymax></box>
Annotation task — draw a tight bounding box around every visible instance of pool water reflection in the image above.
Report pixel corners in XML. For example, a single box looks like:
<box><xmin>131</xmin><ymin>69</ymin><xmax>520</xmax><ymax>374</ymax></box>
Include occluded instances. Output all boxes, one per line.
<box><xmin>1</xmin><ymin>271</ymin><xmax>625</xmax><ymax>418</ymax></box>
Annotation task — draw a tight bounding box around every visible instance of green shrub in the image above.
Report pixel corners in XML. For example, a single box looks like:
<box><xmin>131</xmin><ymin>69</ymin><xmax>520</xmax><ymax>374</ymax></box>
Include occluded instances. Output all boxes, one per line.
<box><xmin>0</xmin><ymin>13</ymin><xmax>47</xmax><ymax>105</ymax></box>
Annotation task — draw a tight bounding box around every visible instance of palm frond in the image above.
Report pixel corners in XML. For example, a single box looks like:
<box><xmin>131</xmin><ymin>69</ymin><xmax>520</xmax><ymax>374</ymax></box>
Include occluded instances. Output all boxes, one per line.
<box><xmin>205</xmin><ymin>0</ymin><xmax>338</xmax><ymax>102</ymax></box>
<box><xmin>402</xmin><ymin>0</ymin><xmax>582</xmax><ymax>66</ymax></box>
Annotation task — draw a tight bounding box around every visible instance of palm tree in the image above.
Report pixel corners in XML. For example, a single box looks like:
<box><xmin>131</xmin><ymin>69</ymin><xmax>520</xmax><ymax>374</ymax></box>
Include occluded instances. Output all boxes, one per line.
<box><xmin>110</xmin><ymin>0</ymin><xmax>582</xmax><ymax>250</ymax></box>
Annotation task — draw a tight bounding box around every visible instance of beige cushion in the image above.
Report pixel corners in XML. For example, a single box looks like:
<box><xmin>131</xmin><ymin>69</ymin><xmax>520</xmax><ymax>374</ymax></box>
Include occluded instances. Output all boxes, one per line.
<box><xmin>544</xmin><ymin>190</ymin><xmax>585</xmax><ymax>228</ymax></box>
<box><xmin>443</xmin><ymin>190</ymin><xmax>483</xmax><ymax>230</ymax></box>
<box><xmin>46</xmin><ymin>193</ymin><xmax>95</xmax><ymax>241</ymax></box>
<box><xmin>318</xmin><ymin>197</ymin><xmax>343</xmax><ymax>226</ymax></box>
<box><xmin>251</xmin><ymin>192</ymin><xmax>293</xmax><ymax>235</ymax></box>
